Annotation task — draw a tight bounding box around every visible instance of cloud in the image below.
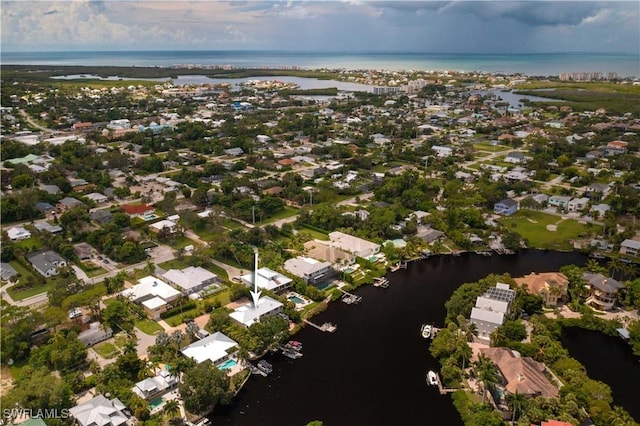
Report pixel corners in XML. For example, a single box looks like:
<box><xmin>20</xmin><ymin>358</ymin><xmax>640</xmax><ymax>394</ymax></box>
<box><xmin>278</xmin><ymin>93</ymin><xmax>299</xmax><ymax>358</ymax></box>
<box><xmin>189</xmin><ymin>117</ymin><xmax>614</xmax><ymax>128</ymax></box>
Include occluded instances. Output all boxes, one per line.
<box><xmin>1</xmin><ymin>0</ymin><xmax>638</xmax><ymax>53</ymax></box>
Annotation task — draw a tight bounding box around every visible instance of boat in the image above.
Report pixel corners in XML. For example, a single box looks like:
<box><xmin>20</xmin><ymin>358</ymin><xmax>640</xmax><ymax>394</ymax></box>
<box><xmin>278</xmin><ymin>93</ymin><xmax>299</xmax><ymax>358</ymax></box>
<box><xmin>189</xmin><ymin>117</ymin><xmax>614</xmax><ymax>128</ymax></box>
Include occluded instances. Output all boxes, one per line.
<box><xmin>421</xmin><ymin>324</ymin><xmax>432</xmax><ymax>339</ymax></box>
<box><xmin>287</xmin><ymin>340</ymin><xmax>303</xmax><ymax>352</ymax></box>
<box><xmin>427</xmin><ymin>370</ymin><xmax>438</xmax><ymax>386</ymax></box>
<box><xmin>282</xmin><ymin>347</ymin><xmax>303</xmax><ymax>359</ymax></box>
<box><xmin>257</xmin><ymin>360</ymin><xmax>273</xmax><ymax>374</ymax></box>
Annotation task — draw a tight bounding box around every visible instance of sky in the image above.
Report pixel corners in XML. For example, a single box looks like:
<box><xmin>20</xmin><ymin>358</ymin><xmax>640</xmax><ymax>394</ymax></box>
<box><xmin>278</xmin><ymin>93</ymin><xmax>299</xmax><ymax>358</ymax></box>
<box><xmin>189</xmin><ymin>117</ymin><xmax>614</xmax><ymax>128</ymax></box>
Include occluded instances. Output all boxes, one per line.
<box><xmin>1</xmin><ymin>1</ymin><xmax>639</xmax><ymax>54</ymax></box>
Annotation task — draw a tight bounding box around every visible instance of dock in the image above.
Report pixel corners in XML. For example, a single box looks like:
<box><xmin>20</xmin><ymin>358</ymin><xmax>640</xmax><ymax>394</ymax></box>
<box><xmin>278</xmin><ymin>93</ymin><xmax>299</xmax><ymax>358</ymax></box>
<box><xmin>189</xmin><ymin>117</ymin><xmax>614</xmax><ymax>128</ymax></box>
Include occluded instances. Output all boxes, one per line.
<box><xmin>373</xmin><ymin>277</ymin><xmax>389</xmax><ymax>288</ymax></box>
<box><xmin>390</xmin><ymin>261</ymin><xmax>407</xmax><ymax>272</ymax></box>
<box><xmin>434</xmin><ymin>372</ymin><xmax>458</xmax><ymax>395</ymax></box>
<box><xmin>339</xmin><ymin>288</ymin><xmax>362</xmax><ymax>304</ymax></box>
<box><xmin>304</xmin><ymin>319</ymin><xmax>337</xmax><ymax>333</ymax></box>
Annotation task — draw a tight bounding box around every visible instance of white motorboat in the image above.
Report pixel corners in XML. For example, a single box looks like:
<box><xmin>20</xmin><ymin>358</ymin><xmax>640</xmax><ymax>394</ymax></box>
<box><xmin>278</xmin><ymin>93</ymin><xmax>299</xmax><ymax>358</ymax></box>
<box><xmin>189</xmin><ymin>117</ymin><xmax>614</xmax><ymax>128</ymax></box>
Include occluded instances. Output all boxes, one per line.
<box><xmin>421</xmin><ymin>324</ymin><xmax>432</xmax><ymax>339</ymax></box>
<box><xmin>427</xmin><ymin>370</ymin><xmax>438</xmax><ymax>386</ymax></box>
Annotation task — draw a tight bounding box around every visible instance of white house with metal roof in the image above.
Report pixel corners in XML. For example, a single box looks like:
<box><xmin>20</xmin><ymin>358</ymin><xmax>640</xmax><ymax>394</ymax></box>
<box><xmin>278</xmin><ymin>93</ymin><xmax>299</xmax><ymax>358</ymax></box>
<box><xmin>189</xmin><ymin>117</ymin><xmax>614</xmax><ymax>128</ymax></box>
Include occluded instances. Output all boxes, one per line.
<box><xmin>328</xmin><ymin>231</ymin><xmax>380</xmax><ymax>259</ymax></box>
<box><xmin>132</xmin><ymin>370</ymin><xmax>178</xmax><ymax>401</ymax></box>
<box><xmin>229</xmin><ymin>296</ymin><xmax>284</xmax><ymax>328</ymax></box>
<box><xmin>180</xmin><ymin>332</ymin><xmax>239</xmax><ymax>366</ymax></box>
<box><xmin>162</xmin><ymin>266</ymin><xmax>219</xmax><ymax>296</ymax></box>
<box><xmin>7</xmin><ymin>226</ymin><xmax>31</xmax><ymax>241</ymax></box>
<box><xmin>470</xmin><ymin>283</ymin><xmax>516</xmax><ymax>341</ymax></box>
<box><xmin>240</xmin><ymin>267</ymin><xmax>292</xmax><ymax>293</ymax></box>
<box><xmin>69</xmin><ymin>394</ymin><xmax>131</xmax><ymax>426</ymax></box>
<box><xmin>121</xmin><ymin>276</ymin><xmax>181</xmax><ymax>320</ymax></box>
<box><xmin>284</xmin><ymin>256</ymin><xmax>335</xmax><ymax>285</ymax></box>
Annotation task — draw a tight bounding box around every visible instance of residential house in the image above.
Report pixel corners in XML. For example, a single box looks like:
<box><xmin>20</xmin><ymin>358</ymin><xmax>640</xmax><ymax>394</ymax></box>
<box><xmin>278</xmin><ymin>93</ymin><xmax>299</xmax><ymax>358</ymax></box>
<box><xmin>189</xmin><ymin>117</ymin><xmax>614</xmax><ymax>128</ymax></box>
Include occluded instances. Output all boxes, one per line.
<box><xmin>57</xmin><ymin>197</ymin><xmax>86</xmax><ymax>212</ymax></box>
<box><xmin>586</xmin><ymin>183</ymin><xmax>611</xmax><ymax>200</ymax></box>
<box><xmin>605</xmin><ymin>140</ymin><xmax>628</xmax><ymax>155</ymax></box>
<box><xmin>78</xmin><ymin>322</ymin><xmax>113</xmax><ymax>347</ymax></box>
<box><xmin>0</xmin><ymin>262</ymin><xmax>18</xmax><ymax>281</ymax></box>
<box><xmin>36</xmin><ymin>201</ymin><xmax>57</xmax><ymax>213</ymax></box>
<box><xmin>131</xmin><ymin>370</ymin><xmax>178</xmax><ymax>401</ymax></box>
<box><xmin>431</xmin><ymin>145</ymin><xmax>453</xmax><ymax>157</ymax></box>
<box><xmin>149</xmin><ymin>217</ymin><xmax>179</xmax><ymax>235</ymax></box>
<box><xmin>514</xmin><ymin>272</ymin><xmax>569</xmax><ymax>306</ymax></box>
<box><xmin>229</xmin><ymin>296</ymin><xmax>284</xmax><ymax>328</ymax></box>
<box><xmin>548</xmin><ymin>195</ymin><xmax>572</xmax><ymax>210</ymax></box>
<box><xmin>91</xmin><ymin>209</ymin><xmax>113</xmax><ymax>225</ymax></box>
<box><xmin>415</xmin><ymin>226</ymin><xmax>445</xmax><ymax>243</ymax></box>
<box><xmin>85</xmin><ymin>192</ymin><xmax>109</xmax><ymax>204</ymax></box>
<box><xmin>121</xmin><ymin>204</ymin><xmax>155</xmax><ymax>218</ymax></box>
<box><xmin>478</xmin><ymin>347</ymin><xmax>559</xmax><ymax>398</ymax></box>
<box><xmin>284</xmin><ymin>256</ymin><xmax>335</xmax><ymax>286</ymax></box>
<box><xmin>180</xmin><ymin>332</ymin><xmax>239</xmax><ymax>366</ymax></box>
<box><xmin>162</xmin><ymin>266</ymin><xmax>219</xmax><ymax>296</ymax></box>
<box><xmin>494</xmin><ymin>198</ymin><xmax>518</xmax><ymax>216</ymax></box>
<box><xmin>34</xmin><ymin>222</ymin><xmax>63</xmax><ymax>234</ymax></box>
<box><xmin>470</xmin><ymin>283</ymin><xmax>516</xmax><ymax>341</ymax></box>
<box><xmin>620</xmin><ymin>239</ymin><xmax>640</xmax><ymax>257</ymax></box>
<box><xmin>504</xmin><ymin>152</ymin><xmax>530</xmax><ymax>164</ymax></box>
<box><xmin>74</xmin><ymin>243</ymin><xmax>94</xmax><ymax>260</ymax></box>
<box><xmin>240</xmin><ymin>267</ymin><xmax>292</xmax><ymax>293</ymax></box>
<box><xmin>303</xmin><ymin>240</ymin><xmax>355</xmax><ymax>266</ymax></box>
<box><xmin>26</xmin><ymin>250</ymin><xmax>67</xmax><ymax>278</ymax></box>
<box><xmin>567</xmin><ymin>197</ymin><xmax>589</xmax><ymax>212</ymax></box>
<box><xmin>589</xmin><ymin>204</ymin><xmax>610</xmax><ymax>219</ymax></box>
<box><xmin>328</xmin><ymin>231</ymin><xmax>381</xmax><ymax>259</ymax></box>
<box><xmin>583</xmin><ymin>273</ymin><xmax>624</xmax><ymax>310</ymax></box>
<box><xmin>7</xmin><ymin>226</ymin><xmax>31</xmax><ymax>241</ymax></box>
<box><xmin>121</xmin><ymin>276</ymin><xmax>182</xmax><ymax>320</ymax></box>
<box><xmin>223</xmin><ymin>147</ymin><xmax>244</xmax><ymax>156</ymax></box>
<box><xmin>69</xmin><ymin>394</ymin><xmax>131</xmax><ymax>426</ymax></box>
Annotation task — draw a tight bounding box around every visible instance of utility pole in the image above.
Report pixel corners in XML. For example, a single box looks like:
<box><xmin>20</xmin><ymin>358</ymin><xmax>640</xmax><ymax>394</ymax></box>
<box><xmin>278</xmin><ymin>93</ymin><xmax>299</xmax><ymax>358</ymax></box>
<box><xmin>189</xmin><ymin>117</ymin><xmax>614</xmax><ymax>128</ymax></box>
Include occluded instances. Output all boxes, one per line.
<box><xmin>252</xmin><ymin>205</ymin><xmax>255</xmax><ymax>225</ymax></box>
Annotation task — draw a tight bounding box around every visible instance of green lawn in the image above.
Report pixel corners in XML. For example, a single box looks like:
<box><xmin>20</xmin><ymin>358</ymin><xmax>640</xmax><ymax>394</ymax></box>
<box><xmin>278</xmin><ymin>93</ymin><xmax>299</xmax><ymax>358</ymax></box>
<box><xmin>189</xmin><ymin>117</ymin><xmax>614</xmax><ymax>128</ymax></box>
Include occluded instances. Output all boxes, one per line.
<box><xmin>473</xmin><ymin>143</ymin><xmax>511</xmax><ymax>152</ymax></box>
<box><xmin>76</xmin><ymin>261</ymin><xmax>107</xmax><ymax>277</ymax></box>
<box><xmin>499</xmin><ymin>210</ymin><xmax>592</xmax><ymax>250</ymax></box>
<box><xmin>134</xmin><ymin>319</ymin><xmax>164</xmax><ymax>335</ymax></box>
<box><xmin>163</xmin><ymin>307</ymin><xmax>201</xmax><ymax>327</ymax></box>
<box><xmin>164</xmin><ymin>236</ymin><xmax>194</xmax><ymax>250</ymax></box>
<box><xmin>93</xmin><ymin>342</ymin><xmax>120</xmax><ymax>359</ymax></box>
<box><xmin>220</xmin><ymin>218</ymin><xmax>246</xmax><ymax>230</ymax></box>
<box><xmin>6</xmin><ymin>274</ymin><xmax>55</xmax><ymax>301</ymax></box>
<box><xmin>11</xmin><ymin>237</ymin><xmax>43</xmax><ymax>251</ymax></box>
<box><xmin>297</xmin><ymin>226</ymin><xmax>330</xmax><ymax>241</ymax></box>
<box><xmin>258</xmin><ymin>207</ymin><xmax>299</xmax><ymax>225</ymax></box>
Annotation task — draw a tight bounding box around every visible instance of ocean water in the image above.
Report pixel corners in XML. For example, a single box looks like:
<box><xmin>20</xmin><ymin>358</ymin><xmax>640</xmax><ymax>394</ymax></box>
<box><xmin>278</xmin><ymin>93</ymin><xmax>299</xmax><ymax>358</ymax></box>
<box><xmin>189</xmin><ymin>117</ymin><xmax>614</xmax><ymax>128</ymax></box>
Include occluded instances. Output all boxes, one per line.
<box><xmin>2</xmin><ymin>50</ymin><xmax>639</xmax><ymax>78</ymax></box>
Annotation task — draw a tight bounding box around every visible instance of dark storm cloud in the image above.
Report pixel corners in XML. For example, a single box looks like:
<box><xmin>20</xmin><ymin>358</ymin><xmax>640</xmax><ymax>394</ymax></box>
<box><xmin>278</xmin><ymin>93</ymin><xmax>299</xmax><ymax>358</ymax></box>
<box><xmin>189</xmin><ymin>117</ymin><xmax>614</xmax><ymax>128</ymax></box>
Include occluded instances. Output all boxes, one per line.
<box><xmin>442</xmin><ymin>1</ymin><xmax>605</xmax><ymax>26</ymax></box>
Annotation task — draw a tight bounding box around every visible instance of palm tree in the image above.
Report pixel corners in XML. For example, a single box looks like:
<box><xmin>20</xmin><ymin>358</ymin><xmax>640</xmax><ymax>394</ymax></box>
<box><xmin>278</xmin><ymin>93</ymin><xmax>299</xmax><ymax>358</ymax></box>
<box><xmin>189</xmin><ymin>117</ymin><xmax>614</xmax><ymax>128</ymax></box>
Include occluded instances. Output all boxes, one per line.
<box><xmin>473</xmin><ymin>354</ymin><xmax>500</xmax><ymax>404</ymax></box>
<box><xmin>162</xmin><ymin>399</ymin><xmax>180</xmax><ymax>423</ymax></box>
<box><xmin>608</xmin><ymin>258</ymin><xmax>624</xmax><ymax>280</ymax></box>
<box><xmin>506</xmin><ymin>391</ymin><xmax>527</xmax><ymax>423</ymax></box>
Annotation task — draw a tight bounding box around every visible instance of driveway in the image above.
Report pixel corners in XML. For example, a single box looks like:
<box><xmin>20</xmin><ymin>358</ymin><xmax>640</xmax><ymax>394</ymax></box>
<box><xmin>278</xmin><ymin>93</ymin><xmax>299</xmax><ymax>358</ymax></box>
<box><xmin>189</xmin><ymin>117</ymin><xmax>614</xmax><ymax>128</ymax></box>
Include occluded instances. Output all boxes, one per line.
<box><xmin>134</xmin><ymin>326</ymin><xmax>158</xmax><ymax>359</ymax></box>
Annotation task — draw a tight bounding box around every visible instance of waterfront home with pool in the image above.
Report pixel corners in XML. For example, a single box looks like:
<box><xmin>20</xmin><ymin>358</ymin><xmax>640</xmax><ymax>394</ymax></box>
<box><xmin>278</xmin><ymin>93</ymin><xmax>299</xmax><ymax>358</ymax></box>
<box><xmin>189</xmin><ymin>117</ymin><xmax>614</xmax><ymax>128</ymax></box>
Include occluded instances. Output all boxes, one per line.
<box><xmin>240</xmin><ymin>267</ymin><xmax>292</xmax><ymax>294</ymax></box>
<box><xmin>180</xmin><ymin>332</ymin><xmax>239</xmax><ymax>367</ymax></box>
<box><xmin>132</xmin><ymin>369</ymin><xmax>178</xmax><ymax>401</ymax></box>
<box><xmin>284</xmin><ymin>256</ymin><xmax>336</xmax><ymax>286</ymax></box>
<box><xmin>230</xmin><ymin>296</ymin><xmax>284</xmax><ymax>327</ymax></box>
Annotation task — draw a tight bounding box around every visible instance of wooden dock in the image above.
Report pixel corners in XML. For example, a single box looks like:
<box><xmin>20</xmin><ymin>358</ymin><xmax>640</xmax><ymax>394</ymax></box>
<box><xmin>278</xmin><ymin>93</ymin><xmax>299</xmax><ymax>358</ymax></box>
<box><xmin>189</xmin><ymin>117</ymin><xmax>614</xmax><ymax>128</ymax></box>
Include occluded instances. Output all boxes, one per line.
<box><xmin>304</xmin><ymin>319</ymin><xmax>337</xmax><ymax>333</ymax></box>
<box><xmin>373</xmin><ymin>277</ymin><xmax>389</xmax><ymax>288</ymax></box>
<box><xmin>435</xmin><ymin>372</ymin><xmax>458</xmax><ymax>395</ymax></box>
<box><xmin>338</xmin><ymin>288</ymin><xmax>362</xmax><ymax>304</ymax></box>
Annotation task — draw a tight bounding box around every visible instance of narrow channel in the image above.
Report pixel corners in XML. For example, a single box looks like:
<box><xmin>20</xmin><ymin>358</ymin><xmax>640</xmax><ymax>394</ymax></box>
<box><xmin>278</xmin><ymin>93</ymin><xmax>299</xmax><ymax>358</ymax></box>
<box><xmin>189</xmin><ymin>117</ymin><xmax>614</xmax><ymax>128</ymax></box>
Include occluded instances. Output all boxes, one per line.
<box><xmin>213</xmin><ymin>250</ymin><xmax>588</xmax><ymax>425</ymax></box>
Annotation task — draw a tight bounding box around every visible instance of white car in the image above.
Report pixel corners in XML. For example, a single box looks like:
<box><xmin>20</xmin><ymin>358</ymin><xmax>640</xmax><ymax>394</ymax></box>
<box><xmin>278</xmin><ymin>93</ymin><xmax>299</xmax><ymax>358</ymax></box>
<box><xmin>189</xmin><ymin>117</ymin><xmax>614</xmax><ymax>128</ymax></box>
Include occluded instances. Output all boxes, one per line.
<box><xmin>68</xmin><ymin>308</ymin><xmax>82</xmax><ymax>319</ymax></box>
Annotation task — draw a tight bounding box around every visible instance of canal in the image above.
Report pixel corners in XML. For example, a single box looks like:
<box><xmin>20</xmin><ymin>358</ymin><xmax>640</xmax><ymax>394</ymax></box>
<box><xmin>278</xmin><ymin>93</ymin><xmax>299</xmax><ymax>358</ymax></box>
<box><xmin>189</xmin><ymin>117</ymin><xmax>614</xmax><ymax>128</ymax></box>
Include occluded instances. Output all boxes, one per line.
<box><xmin>561</xmin><ymin>328</ymin><xmax>640</xmax><ymax>422</ymax></box>
<box><xmin>213</xmin><ymin>250</ymin><xmax>588</xmax><ymax>425</ymax></box>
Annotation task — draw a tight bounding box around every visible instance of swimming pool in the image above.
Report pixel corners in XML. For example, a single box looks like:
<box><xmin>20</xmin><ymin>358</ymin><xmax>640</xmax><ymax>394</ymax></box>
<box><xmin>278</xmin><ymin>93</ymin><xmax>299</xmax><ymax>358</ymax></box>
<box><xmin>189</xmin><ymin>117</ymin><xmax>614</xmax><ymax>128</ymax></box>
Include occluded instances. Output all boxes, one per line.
<box><xmin>288</xmin><ymin>296</ymin><xmax>305</xmax><ymax>304</ymax></box>
<box><xmin>149</xmin><ymin>398</ymin><xmax>163</xmax><ymax>410</ymax></box>
<box><xmin>143</xmin><ymin>213</ymin><xmax>159</xmax><ymax>221</ymax></box>
<box><xmin>218</xmin><ymin>359</ymin><xmax>238</xmax><ymax>370</ymax></box>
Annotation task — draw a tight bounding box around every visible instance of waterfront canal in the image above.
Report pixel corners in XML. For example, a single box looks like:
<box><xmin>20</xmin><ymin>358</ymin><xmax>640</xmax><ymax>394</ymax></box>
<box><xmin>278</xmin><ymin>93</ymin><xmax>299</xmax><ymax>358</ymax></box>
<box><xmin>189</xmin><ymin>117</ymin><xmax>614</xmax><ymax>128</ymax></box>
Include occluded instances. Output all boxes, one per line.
<box><xmin>561</xmin><ymin>328</ymin><xmax>640</xmax><ymax>422</ymax></box>
<box><xmin>213</xmin><ymin>250</ymin><xmax>588</xmax><ymax>425</ymax></box>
